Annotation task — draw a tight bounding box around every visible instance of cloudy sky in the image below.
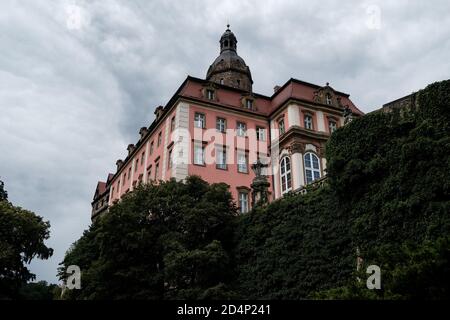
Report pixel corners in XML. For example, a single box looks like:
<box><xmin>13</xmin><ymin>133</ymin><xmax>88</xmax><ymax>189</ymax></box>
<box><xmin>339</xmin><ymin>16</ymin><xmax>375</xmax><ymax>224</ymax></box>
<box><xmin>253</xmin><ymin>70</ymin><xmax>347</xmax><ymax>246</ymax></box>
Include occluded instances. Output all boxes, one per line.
<box><xmin>1</xmin><ymin>0</ymin><xmax>449</xmax><ymax>284</ymax></box>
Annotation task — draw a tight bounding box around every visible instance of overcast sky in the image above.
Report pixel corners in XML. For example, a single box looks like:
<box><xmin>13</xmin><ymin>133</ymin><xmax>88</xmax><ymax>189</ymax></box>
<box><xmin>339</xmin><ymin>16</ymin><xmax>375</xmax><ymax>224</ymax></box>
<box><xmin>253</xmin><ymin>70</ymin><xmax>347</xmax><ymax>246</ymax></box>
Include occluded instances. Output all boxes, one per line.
<box><xmin>1</xmin><ymin>0</ymin><xmax>449</xmax><ymax>284</ymax></box>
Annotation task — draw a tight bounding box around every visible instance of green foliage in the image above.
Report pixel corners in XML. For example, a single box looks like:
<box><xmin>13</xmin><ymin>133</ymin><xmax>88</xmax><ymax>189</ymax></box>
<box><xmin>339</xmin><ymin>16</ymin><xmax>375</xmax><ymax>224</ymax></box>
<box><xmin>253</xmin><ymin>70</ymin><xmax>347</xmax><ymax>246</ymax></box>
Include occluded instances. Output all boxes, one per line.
<box><xmin>0</xmin><ymin>196</ymin><xmax>53</xmax><ymax>299</ymax></box>
<box><xmin>234</xmin><ymin>79</ymin><xmax>450</xmax><ymax>299</ymax></box>
<box><xmin>59</xmin><ymin>176</ymin><xmax>237</xmax><ymax>300</ymax></box>
<box><xmin>18</xmin><ymin>281</ymin><xmax>60</xmax><ymax>300</ymax></box>
<box><xmin>0</xmin><ymin>179</ymin><xmax>7</xmax><ymax>201</ymax></box>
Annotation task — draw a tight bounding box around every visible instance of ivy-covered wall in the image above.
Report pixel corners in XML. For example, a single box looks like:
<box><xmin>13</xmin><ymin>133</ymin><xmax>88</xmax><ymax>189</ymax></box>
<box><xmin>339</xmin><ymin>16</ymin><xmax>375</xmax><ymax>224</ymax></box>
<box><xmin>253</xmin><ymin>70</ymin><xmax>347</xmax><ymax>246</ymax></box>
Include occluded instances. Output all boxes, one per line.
<box><xmin>233</xmin><ymin>80</ymin><xmax>450</xmax><ymax>299</ymax></box>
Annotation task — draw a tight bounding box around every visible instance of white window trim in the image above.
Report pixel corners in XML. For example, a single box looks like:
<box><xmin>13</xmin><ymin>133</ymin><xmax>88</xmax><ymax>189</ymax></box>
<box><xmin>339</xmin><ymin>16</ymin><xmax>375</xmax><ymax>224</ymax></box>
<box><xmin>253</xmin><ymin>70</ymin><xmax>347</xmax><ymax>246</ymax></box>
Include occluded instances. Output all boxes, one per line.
<box><xmin>304</xmin><ymin>152</ymin><xmax>321</xmax><ymax>184</ymax></box>
<box><xmin>280</xmin><ymin>156</ymin><xmax>292</xmax><ymax>194</ymax></box>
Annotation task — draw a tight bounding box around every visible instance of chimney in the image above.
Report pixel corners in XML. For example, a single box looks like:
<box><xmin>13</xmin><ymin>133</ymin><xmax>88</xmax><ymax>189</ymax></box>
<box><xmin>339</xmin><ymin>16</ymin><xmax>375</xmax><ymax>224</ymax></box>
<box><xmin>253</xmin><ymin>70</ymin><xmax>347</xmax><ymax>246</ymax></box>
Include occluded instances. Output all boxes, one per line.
<box><xmin>127</xmin><ymin>144</ymin><xmax>135</xmax><ymax>155</ymax></box>
<box><xmin>116</xmin><ymin>159</ymin><xmax>124</xmax><ymax>171</ymax></box>
<box><xmin>273</xmin><ymin>85</ymin><xmax>281</xmax><ymax>93</ymax></box>
<box><xmin>154</xmin><ymin>106</ymin><xmax>164</xmax><ymax>120</ymax></box>
<box><xmin>139</xmin><ymin>127</ymin><xmax>148</xmax><ymax>140</ymax></box>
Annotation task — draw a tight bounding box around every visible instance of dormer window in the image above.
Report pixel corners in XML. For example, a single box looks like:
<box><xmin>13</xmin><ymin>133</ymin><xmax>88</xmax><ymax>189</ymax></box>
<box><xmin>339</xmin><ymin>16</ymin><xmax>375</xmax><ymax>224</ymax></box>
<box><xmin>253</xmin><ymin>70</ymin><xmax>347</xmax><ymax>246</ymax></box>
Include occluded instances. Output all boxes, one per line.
<box><xmin>206</xmin><ymin>89</ymin><xmax>215</xmax><ymax>100</ymax></box>
<box><xmin>246</xmin><ymin>99</ymin><xmax>253</xmax><ymax>110</ymax></box>
<box><xmin>326</xmin><ymin>94</ymin><xmax>332</xmax><ymax>105</ymax></box>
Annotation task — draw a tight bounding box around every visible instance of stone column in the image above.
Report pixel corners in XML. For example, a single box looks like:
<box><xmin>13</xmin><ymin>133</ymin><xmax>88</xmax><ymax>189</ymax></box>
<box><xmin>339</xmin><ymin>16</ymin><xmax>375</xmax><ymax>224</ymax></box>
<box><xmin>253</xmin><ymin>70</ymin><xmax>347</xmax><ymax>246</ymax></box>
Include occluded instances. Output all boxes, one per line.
<box><xmin>289</xmin><ymin>142</ymin><xmax>305</xmax><ymax>190</ymax></box>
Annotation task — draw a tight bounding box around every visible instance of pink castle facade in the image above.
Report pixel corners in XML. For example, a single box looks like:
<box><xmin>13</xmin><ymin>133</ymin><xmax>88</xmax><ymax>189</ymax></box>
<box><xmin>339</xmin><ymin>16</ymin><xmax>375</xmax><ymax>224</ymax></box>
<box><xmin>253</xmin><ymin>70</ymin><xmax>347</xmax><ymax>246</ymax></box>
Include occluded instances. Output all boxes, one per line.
<box><xmin>92</xmin><ymin>26</ymin><xmax>363</xmax><ymax>220</ymax></box>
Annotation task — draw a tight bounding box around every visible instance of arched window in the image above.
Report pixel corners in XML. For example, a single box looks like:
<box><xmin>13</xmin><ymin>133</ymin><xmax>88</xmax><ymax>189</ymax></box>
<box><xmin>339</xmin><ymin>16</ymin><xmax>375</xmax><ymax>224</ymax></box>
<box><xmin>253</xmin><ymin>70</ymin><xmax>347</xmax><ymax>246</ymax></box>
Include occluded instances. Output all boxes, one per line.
<box><xmin>304</xmin><ymin>152</ymin><xmax>321</xmax><ymax>184</ymax></box>
<box><xmin>280</xmin><ymin>156</ymin><xmax>292</xmax><ymax>194</ymax></box>
<box><xmin>326</xmin><ymin>93</ymin><xmax>332</xmax><ymax>105</ymax></box>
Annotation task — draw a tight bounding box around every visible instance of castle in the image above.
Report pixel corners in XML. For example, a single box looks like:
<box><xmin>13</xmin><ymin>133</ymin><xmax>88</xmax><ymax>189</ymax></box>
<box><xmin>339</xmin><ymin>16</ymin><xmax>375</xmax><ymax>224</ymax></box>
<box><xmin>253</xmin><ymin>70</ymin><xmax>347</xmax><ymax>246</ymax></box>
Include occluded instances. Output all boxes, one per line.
<box><xmin>91</xmin><ymin>25</ymin><xmax>364</xmax><ymax>220</ymax></box>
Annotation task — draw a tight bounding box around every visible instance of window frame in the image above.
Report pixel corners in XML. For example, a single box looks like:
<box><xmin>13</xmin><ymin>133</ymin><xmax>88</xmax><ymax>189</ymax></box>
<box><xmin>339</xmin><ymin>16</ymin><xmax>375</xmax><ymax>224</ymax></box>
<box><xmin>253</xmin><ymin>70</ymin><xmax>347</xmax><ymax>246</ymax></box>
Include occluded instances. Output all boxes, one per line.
<box><xmin>256</xmin><ymin>126</ymin><xmax>266</xmax><ymax>141</ymax></box>
<box><xmin>193</xmin><ymin>143</ymin><xmax>205</xmax><ymax>166</ymax></box>
<box><xmin>278</xmin><ymin>118</ymin><xmax>285</xmax><ymax>135</ymax></box>
<box><xmin>216</xmin><ymin>117</ymin><xmax>226</xmax><ymax>133</ymax></box>
<box><xmin>238</xmin><ymin>191</ymin><xmax>249</xmax><ymax>214</ymax></box>
<box><xmin>236</xmin><ymin>121</ymin><xmax>247</xmax><ymax>137</ymax></box>
<box><xmin>237</xmin><ymin>150</ymin><xmax>248</xmax><ymax>173</ymax></box>
<box><xmin>216</xmin><ymin>146</ymin><xmax>227</xmax><ymax>170</ymax></box>
<box><xmin>304</xmin><ymin>114</ymin><xmax>313</xmax><ymax>130</ymax></box>
<box><xmin>194</xmin><ymin>112</ymin><xmax>206</xmax><ymax>129</ymax></box>
<box><xmin>280</xmin><ymin>156</ymin><xmax>292</xmax><ymax>194</ymax></box>
<box><xmin>304</xmin><ymin>152</ymin><xmax>321</xmax><ymax>184</ymax></box>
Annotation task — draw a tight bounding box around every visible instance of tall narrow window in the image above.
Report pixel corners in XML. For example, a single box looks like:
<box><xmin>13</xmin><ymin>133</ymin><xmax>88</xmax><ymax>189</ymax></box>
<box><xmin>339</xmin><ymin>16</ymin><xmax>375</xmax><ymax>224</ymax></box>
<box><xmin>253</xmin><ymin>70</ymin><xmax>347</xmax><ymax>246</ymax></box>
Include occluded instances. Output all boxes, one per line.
<box><xmin>150</xmin><ymin>141</ymin><xmax>154</xmax><ymax>155</ymax></box>
<box><xmin>128</xmin><ymin>167</ymin><xmax>131</xmax><ymax>180</ymax></box>
<box><xmin>194</xmin><ymin>144</ymin><xmax>204</xmax><ymax>165</ymax></box>
<box><xmin>278</xmin><ymin>119</ymin><xmax>285</xmax><ymax>135</ymax></box>
<box><xmin>216</xmin><ymin>146</ymin><xmax>227</xmax><ymax>170</ymax></box>
<box><xmin>206</xmin><ymin>89</ymin><xmax>215</xmax><ymax>100</ymax></box>
<box><xmin>141</xmin><ymin>152</ymin><xmax>145</xmax><ymax>166</ymax></box>
<box><xmin>168</xmin><ymin>149</ymin><xmax>173</xmax><ymax>169</ymax></box>
<box><xmin>246</xmin><ymin>99</ymin><xmax>253</xmax><ymax>109</ymax></box>
<box><xmin>147</xmin><ymin>166</ymin><xmax>152</xmax><ymax>181</ymax></box>
<box><xmin>135</xmin><ymin>158</ymin><xmax>139</xmax><ymax>167</ymax></box>
<box><xmin>157</xmin><ymin>132</ymin><xmax>162</xmax><ymax>146</ymax></box>
<box><xmin>170</xmin><ymin>116</ymin><xmax>176</xmax><ymax>132</ymax></box>
<box><xmin>304</xmin><ymin>152</ymin><xmax>321</xmax><ymax>184</ymax></box>
<box><xmin>155</xmin><ymin>163</ymin><xmax>159</xmax><ymax>180</ymax></box>
<box><xmin>280</xmin><ymin>156</ymin><xmax>292</xmax><ymax>194</ymax></box>
<box><xmin>237</xmin><ymin>122</ymin><xmax>246</xmax><ymax>137</ymax></box>
<box><xmin>194</xmin><ymin>112</ymin><xmax>206</xmax><ymax>128</ymax></box>
<box><xmin>326</xmin><ymin>93</ymin><xmax>332</xmax><ymax>105</ymax></box>
<box><xmin>329</xmin><ymin>120</ymin><xmax>337</xmax><ymax>133</ymax></box>
<box><xmin>220</xmin><ymin>78</ymin><xmax>224</xmax><ymax>85</ymax></box>
<box><xmin>304</xmin><ymin>115</ymin><xmax>313</xmax><ymax>130</ymax></box>
<box><xmin>256</xmin><ymin>127</ymin><xmax>266</xmax><ymax>141</ymax></box>
<box><xmin>239</xmin><ymin>192</ymin><xmax>249</xmax><ymax>214</ymax></box>
<box><xmin>216</xmin><ymin>117</ymin><xmax>226</xmax><ymax>133</ymax></box>
<box><xmin>237</xmin><ymin>151</ymin><xmax>248</xmax><ymax>173</ymax></box>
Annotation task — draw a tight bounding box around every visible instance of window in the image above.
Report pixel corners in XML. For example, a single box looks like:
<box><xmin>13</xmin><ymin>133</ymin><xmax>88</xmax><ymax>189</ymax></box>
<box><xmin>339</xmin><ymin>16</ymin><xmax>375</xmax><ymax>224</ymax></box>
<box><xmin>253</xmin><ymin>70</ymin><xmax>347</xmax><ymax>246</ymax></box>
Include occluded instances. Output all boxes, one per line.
<box><xmin>194</xmin><ymin>112</ymin><xmax>206</xmax><ymax>128</ymax></box>
<box><xmin>168</xmin><ymin>149</ymin><xmax>173</xmax><ymax>168</ymax></box>
<box><xmin>123</xmin><ymin>174</ymin><xmax>126</xmax><ymax>184</ymax></box>
<box><xmin>171</xmin><ymin>116</ymin><xmax>176</xmax><ymax>132</ymax></box>
<box><xmin>220</xmin><ymin>78</ymin><xmax>224</xmax><ymax>85</ymax></box>
<box><xmin>155</xmin><ymin>163</ymin><xmax>159</xmax><ymax>180</ymax></box>
<box><xmin>141</xmin><ymin>152</ymin><xmax>145</xmax><ymax>165</ymax></box>
<box><xmin>206</xmin><ymin>89</ymin><xmax>215</xmax><ymax>100</ymax></box>
<box><xmin>329</xmin><ymin>120</ymin><xmax>337</xmax><ymax>133</ymax></box>
<box><xmin>194</xmin><ymin>144</ymin><xmax>205</xmax><ymax>165</ymax></box>
<box><xmin>304</xmin><ymin>152</ymin><xmax>321</xmax><ymax>184</ymax></box>
<box><xmin>147</xmin><ymin>166</ymin><xmax>152</xmax><ymax>181</ymax></box>
<box><xmin>326</xmin><ymin>93</ymin><xmax>332</xmax><ymax>105</ymax></box>
<box><xmin>237</xmin><ymin>151</ymin><xmax>248</xmax><ymax>173</ymax></box>
<box><xmin>150</xmin><ymin>141</ymin><xmax>154</xmax><ymax>155</ymax></box>
<box><xmin>304</xmin><ymin>115</ymin><xmax>313</xmax><ymax>130</ymax></box>
<box><xmin>256</xmin><ymin>127</ymin><xmax>266</xmax><ymax>141</ymax></box>
<box><xmin>278</xmin><ymin>119</ymin><xmax>285</xmax><ymax>135</ymax></box>
<box><xmin>216</xmin><ymin>117</ymin><xmax>226</xmax><ymax>133</ymax></box>
<box><xmin>128</xmin><ymin>167</ymin><xmax>131</xmax><ymax>180</ymax></box>
<box><xmin>216</xmin><ymin>146</ymin><xmax>227</xmax><ymax>170</ymax></box>
<box><xmin>280</xmin><ymin>156</ymin><xmax>292</xmax><ymax>194</ymax></box>
<box><xmin>237</xmin><ymin>122</ymin><xmax>246</xmax><ymax>137</ymax></box>
<box><xmin>117</xmin><ymin>181</ymin><xmax>120</xmax><ymax>191</ymax></box>
<box><xmin>246</xmin><ymin>99</ymin><xmax>253</xmax><ymax>109</ymax></box>
<box><xmin>135</xmin><ymin>158</ymin><xmax>139</xmax><ymax>167</ymax></box>
<box><xmin>237</xmin><ymin>79</ymin><xmax>241</xmax><ymax>87</ymax></box>
<box><xmin>239</xmin><ymin>192</ymin><xmax>249</xmax><ymax>214</ymax></box>
<box><xmin>157</xmin><ymin>132</ymin><xmax>162</xmax><ymax>146</ymax></box>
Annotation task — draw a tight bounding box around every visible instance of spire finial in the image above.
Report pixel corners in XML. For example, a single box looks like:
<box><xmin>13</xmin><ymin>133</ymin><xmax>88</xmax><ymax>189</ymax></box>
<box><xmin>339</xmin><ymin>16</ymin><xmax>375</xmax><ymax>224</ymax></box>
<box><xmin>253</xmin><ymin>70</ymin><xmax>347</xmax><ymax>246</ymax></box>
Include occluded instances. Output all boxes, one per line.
<box><xmin>226</xmin><ymin>22</ymin><xmax>230</xmax><ymax>30</ymax></box>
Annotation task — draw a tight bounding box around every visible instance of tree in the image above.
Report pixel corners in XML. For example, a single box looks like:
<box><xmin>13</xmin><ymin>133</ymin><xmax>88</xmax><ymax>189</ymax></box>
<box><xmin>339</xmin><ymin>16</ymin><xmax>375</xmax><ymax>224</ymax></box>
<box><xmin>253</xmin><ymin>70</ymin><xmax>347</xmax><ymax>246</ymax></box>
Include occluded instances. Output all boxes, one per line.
<box><xmin>0</xmin><ymin>182</ymin><xmax>53</xmax><ymax>299</ymax></box>
<box><xmin>0</xmin><ymin>179</ymin><xmax>7</xmax><ymax>202</ymax></box>
<box><xmin>18</xmin><ymin>281</ymin><xmax>59</xmax><ymax>300</ymax></box>
<box><xmin>59</xmin><ymin>176</ymin><xmax>237</xmax><ymax>299</ymax></box>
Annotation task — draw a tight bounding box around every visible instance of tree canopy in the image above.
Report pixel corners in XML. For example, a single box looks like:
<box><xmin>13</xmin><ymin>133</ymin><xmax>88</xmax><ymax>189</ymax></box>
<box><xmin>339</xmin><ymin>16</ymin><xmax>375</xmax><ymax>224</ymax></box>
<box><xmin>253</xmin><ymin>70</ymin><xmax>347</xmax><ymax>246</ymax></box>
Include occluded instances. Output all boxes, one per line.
<box><xmin>0</xmin><ymin>181</ymin><xmax>53</xmax><ymax>299</ymax></box>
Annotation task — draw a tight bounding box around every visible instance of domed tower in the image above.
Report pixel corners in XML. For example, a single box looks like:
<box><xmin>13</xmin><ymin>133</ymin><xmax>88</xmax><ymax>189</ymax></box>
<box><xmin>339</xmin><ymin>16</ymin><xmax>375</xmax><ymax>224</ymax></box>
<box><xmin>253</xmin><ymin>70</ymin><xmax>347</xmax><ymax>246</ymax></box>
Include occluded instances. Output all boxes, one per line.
<box><xmin>206</xmin><ymin>25</ymin><xmax>253</xmax><ymax>92</ymax></box>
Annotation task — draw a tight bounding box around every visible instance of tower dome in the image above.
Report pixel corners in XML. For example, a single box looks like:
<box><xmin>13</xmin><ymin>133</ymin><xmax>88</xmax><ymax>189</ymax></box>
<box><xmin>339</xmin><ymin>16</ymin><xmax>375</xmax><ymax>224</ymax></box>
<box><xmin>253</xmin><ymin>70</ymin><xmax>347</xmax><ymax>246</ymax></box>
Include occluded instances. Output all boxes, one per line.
<box><xmin>206</xmin><ymin>25</ymin><xmax>253</xmax><ymax>92</ymax></box>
